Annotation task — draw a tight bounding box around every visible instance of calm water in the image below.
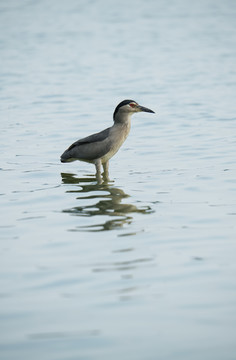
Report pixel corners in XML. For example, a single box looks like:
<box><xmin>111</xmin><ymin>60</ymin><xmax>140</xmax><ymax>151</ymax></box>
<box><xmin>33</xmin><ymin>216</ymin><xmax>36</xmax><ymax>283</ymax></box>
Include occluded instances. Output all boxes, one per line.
<box><xmin>1</xmin><ymin>0</ymin><xmax>236</xmax><ymax>359</ymax></box>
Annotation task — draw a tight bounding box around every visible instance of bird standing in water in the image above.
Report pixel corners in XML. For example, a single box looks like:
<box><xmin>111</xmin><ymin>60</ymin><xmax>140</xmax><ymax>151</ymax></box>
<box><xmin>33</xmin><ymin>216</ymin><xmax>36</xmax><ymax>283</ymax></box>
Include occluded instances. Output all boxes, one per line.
<box><xmin>60</xmin><ymin>99</ymin><xmax>155</xmax><ymax>182</ymax></box>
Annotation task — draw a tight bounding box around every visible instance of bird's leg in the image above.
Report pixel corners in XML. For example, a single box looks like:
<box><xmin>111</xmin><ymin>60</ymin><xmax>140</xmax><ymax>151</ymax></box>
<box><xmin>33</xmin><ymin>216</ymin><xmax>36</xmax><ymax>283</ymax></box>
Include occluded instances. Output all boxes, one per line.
<box><xmin>95</xmin><ymin>159</ymin><xmax>102</xmax><ymax>183</ymax></box>
<box><xmin>102</xmin><ymin>161</ymin><xmax>109</xmax><ymax>180</ymax></box>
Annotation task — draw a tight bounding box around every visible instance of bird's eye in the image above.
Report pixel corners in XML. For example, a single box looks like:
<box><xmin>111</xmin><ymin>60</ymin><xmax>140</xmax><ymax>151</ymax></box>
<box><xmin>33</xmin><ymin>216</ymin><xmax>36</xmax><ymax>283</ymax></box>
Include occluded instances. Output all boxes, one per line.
<box><xmin>129</xmin><ymin>103</ymin><xmax>136</xmax><ymax>108</ymax></box>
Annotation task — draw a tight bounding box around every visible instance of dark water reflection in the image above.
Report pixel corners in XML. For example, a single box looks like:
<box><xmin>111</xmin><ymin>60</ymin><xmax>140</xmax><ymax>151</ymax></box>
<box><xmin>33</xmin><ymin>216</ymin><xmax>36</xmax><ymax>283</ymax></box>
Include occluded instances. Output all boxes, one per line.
<box><xmin>61</xmin><ymin>173</ymin><xmax>153</xmax><ymax>231</ymax></box>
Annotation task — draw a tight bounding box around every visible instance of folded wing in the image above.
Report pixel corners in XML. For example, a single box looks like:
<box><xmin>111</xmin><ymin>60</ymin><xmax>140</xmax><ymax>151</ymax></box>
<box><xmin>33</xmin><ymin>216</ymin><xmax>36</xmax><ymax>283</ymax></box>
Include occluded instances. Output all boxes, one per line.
<box><xmin>60</xmin><ymin>127</ymin><xmax>112</xmax><ymax>162</ymax></box>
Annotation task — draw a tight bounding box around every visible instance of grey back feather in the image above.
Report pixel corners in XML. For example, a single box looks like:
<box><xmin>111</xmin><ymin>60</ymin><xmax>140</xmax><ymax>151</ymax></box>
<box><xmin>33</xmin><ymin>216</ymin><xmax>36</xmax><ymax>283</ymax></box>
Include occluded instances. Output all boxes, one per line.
<box><xmin>61</xmin><ymin>127</ymin><xmax>112</xmax><ymax>161</ymax></box>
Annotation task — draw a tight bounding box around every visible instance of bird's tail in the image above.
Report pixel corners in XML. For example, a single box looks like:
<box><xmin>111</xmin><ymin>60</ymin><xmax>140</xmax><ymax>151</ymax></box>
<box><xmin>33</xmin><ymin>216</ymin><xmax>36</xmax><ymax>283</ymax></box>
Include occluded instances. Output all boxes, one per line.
<box><xmin>60</xmin><ymin>149</ymin><xmax>75</xmax><ymax>163</ymax></box>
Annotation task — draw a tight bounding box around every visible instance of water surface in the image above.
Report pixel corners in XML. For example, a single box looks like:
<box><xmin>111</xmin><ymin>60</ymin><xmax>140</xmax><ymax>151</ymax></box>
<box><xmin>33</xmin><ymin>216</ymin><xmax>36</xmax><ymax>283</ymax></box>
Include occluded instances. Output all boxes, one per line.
<box><xmin>1</xmin><ymin>0</ymin><xmax>236</xmax><ymax>359</ymax></box>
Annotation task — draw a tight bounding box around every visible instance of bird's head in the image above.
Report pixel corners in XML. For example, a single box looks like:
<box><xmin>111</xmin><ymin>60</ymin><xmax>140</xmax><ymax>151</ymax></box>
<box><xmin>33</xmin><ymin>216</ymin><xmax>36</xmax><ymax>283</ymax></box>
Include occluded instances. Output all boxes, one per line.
<box><xmin>113</xmin><ymin>99</ymin><xmax>155</xmax><ymax>122</ymax></box>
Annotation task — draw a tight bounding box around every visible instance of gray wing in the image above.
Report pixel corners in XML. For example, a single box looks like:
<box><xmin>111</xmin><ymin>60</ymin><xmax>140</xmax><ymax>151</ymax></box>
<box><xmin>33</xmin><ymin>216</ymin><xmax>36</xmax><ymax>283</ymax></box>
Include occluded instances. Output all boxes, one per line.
<box><xmin>61</xmin><ymin>127</ymin><xmax>112</xmax><ymax>162</ymax></box>
<box><xmin>69</xmin><ymin>127</ymin><xmax>110</xmax><ymax>148</ymax></box>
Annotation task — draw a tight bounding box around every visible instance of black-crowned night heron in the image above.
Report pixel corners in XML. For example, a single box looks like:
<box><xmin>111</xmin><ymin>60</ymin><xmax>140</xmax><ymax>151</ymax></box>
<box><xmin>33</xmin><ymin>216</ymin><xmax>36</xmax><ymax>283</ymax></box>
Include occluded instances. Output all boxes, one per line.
<box><xmin>60</xmin><ymin>99</ymin><xmax>155</xmax><ymax>180</ymax></box>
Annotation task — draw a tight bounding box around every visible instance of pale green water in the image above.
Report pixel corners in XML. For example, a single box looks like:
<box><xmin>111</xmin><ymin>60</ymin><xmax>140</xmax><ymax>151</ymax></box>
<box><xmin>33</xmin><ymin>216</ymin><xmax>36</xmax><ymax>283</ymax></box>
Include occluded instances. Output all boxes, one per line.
<box><xmin>1</xmin><ymin>0</ymin><xmax>236</xmax><ymax>359</ymax></box>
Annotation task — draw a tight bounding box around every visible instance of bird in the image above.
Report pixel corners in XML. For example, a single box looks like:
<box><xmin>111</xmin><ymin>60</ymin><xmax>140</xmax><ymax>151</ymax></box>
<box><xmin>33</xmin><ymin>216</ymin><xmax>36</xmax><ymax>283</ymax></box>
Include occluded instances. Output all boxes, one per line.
<box><xmin>60</xmin><ymin>99</ymin><xmax>155</xmax><ymax>181</ymax></box>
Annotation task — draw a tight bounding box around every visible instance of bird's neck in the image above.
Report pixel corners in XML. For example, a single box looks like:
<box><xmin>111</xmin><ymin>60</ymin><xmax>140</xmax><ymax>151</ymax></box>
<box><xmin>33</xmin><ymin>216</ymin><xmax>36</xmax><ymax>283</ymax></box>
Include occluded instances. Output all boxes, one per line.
<box><xmin>114</xmin><ymin>112</ymin><xmax>132</xmax><ymax>125</ymax></box>
<box><xmin>113</xmin><ymin>113</ymin><xmax>131</xmax><ymax>141</ymax></box>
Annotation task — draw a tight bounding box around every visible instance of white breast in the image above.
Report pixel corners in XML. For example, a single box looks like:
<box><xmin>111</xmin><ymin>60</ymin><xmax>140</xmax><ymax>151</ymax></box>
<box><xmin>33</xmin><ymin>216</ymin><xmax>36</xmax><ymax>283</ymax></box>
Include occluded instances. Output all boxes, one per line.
<box><xmin>101</xmin><ymin>122</ymin><xmax>131</xmax><ymax>163</ymax></box>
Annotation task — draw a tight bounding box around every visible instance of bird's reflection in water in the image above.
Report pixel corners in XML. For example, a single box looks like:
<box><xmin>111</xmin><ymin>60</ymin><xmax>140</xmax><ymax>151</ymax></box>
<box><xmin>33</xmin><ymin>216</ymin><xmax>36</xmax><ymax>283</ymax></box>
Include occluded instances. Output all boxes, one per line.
<box><xmin>61</xmin><ymin>173</ymin><xmax>153</xmax><ymax>232</ymax></box>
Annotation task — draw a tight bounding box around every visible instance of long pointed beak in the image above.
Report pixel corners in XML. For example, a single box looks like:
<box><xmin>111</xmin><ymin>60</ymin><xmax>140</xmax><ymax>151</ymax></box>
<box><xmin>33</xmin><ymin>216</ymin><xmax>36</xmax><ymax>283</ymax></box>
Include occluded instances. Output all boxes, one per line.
<box><xmin>138</xmin><ymin>105</ymin><xmax>155</xmax><ymax>113</ymax></box>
